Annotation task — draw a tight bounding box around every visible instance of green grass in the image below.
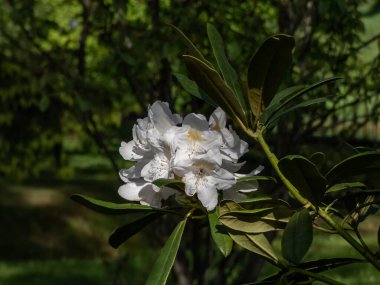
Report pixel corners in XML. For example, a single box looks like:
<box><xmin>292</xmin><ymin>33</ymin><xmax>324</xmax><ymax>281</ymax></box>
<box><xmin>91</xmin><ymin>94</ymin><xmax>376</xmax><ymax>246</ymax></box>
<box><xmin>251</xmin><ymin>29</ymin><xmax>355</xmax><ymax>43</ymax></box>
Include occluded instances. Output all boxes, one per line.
<box><xmin>0</xmin><ymin>259</ymin><xmax>107</xmax><ymax>285</ymax></box>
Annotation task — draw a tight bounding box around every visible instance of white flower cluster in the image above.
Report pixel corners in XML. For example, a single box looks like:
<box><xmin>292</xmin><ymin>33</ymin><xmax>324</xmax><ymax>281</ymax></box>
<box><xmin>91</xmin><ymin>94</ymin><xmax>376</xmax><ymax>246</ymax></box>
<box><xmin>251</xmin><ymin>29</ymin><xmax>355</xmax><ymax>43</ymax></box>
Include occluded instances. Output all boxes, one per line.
<box><xmin>118</xmin><ymin>101</ymin><xmax>262</xmax><ymax>211</ymax></box>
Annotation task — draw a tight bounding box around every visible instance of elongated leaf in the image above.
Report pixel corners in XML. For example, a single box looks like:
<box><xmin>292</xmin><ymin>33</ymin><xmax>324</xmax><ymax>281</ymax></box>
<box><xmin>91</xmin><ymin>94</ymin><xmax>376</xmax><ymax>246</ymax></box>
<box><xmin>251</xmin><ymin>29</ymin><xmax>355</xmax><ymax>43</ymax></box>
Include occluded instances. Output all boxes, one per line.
<box><xmin>183</xmin><ymin>55</ymin><xmax>247</xmax><ymax>126</ymax></box>
<box><xmin>220</xmin><ymin>207</ymin><xmax>290</xmax><ymax>233</ymax></box>
<box><xmin>153</xmin><ymin>178</ymin><xmax>185</xmax><ymax>192</ymax></box>
<box><xmin>169</xmin><ymin>24</ymin><xmax>213</xmax><ymax>68</ymax></box>
<box><xmin>219</xmin><ymin>200</ymin><xmax>244</xmax><ymax>215</ymax></box>
<box><xmin>278</xmin><ymin>155</ymin><xmax>327</xmax><ymax>205</ymax></box>
<box><xmin>239</xmin><ymin>197</ymin><xmax>290</xmax><ymax>209</ymax></box>
<box><xmin>109</xmin><ymin>213</ymin><xmax>163</xmax><ymax>248</ymax></box>
<box><xmin>256</xmin><ymin>258</ymin><xmax>363</xmax><ymax>284</ymax></box>
<box><xmin>228</xmin><ymin>230</ymin><xmax>277</xmax><ymax>261</ymax></box>
<box><xmin>260</xmin><ymin>85</ymin><xmax>305</xmax><ymax>124</ymax></box>
<box><xmin>263</xmin><ymin>77</ymin><xmax>341</xmax><ymax>125</ymax></box>
<box><xmin>325</xmin><ymin>151</ymin><xmax>380</xmax><ymax>185</ymax></box>
<box><xmin>309</xmin><ymin>152</ymin><xmax>326</xmax><ymax>170</ymax></box>
<box><xmin>238</xmin><ymin>175</ymin><xmax>277</xmax><ymax>182</ymax></box>
<box><xmin>208</xmin><ymin>209</ymin><xmax>233</xmax><ymax>257</ymax></box>
<box><xmin>146</xmin><ymin>219</ymin><xmax>187</xmax><ymax>285</ymax></box>
<box><xmin>248</xmin><ymin>34</ymin><xmax>295</xmax><ymax>110</ymax></box>
<box><xmin>281</xmin><ymin>208</ymin><xmax>313</xmax><ymax>265</ymax></box>
<box><xmin>173</xmin><ymin>73</ymin><xmax>217</xmax><ymax>107</ymax></box>
<box><xmin>267</xmin><ymin>97</ymin><xmax>329</xmax><ymax>129</ymax></box>
<box><xmin>207</xmin><ymin>23</ymin><xmax>247</xmax><ymax>112</ymax></box>
<box><xmin>299</xmin><ymin>257</ymin><xmax>364</xmax><ymax>272</ymax></box>
<box><xmin>326</xmin><ymin>182</ymin><xmax>366</xmax><ymax>193</ymax></box>
<box><xmin>71</xmin><ymin>194</ymin><xmax>176</xmax><ymax>215</ymax></box>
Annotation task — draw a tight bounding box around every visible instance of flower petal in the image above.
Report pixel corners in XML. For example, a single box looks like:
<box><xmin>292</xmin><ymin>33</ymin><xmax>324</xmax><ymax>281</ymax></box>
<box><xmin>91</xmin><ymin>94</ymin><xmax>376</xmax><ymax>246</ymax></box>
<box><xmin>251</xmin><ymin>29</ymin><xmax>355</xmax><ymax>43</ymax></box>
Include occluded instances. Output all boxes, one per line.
<box><xmin>196</xmin><ymin>180</ymin><xmax>219</xmax><ymax>211</ymax></box>
<box><xmin>183</xmin><ymin>113</ymin><xmax>209</xmax><ymax>131</ymax></box>
<box><xmin>119</xmin><ymin>141</ymin><xmax>143</xmax><ymax>161</ymax></box>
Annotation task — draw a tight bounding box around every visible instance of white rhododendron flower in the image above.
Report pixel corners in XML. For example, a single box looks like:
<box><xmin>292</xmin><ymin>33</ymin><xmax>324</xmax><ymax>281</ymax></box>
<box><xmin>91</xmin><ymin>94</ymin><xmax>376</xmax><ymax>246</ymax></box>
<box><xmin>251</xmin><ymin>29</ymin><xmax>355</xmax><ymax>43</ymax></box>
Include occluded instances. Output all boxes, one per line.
<box><xmin>118</xmin><ymin>101</ymin><xmax>262</xmax><ymax>211</ymax></box>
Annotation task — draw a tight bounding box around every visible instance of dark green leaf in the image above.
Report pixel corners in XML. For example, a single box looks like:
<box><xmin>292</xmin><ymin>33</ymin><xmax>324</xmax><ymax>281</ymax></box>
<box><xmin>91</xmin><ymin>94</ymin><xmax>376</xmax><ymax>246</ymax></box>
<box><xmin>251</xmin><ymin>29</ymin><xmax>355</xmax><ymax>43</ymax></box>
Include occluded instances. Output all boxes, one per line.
<box><xmin>238</xmin><ymin>175</ymin><xmax>277</xmax><ymax>182</ymax></box>
<box><xmin>326</xmin><ymin>182</ymin><xmax>366</xmax><ymax>193</ymax></box>
<box><xmin>153</xmin><ymin>178</ymin><xmax>185</xmax><ymax>192</ymax></box>
<box><xmin>326</xmin><ymin>151</ymin><xmax>380</xmax><ymax>185</ymax></box>
<box><xmin>239</xmin><ymin>197</ymin><xmax>290</xmax><ymax>209</ymax></box>
<box><xmin>262</xmin><ymin>77</ymin><xmax>341</xmax><ymax>125</ymax></box>
<box><xmin>169</xmin><ymin>24</ymin><xmax>213</xmax><ymax>68</ymax></box>
<box><xmin>71</xmin><ymin>194</ymin><xmax>176</xmax><ymax>215</ymax></box>
<box><xmin>109</xmin><ymin>213</ymin><xmax>163</xmax><ymax>248</ymax></box>
<box><xmin>146</xmin><ymin>219</ymin><xmax>187</xmax><ymax>285</ymax></box>
<box><xmin>278</xmin><ymin>155</ymin><xmax>327</xmax><ymax>205</ymax></box>
<box><xmin>309</xmin><ymin>152</ymin><xmax>326</xmax><ymax>170</ymax></box>
<box><xmin>260</xmin><ymin>85</ymin><xmax>305</xmax><ymax>123</ymax></box>
<box><xmin>281</xmin><ymin>208</ymin><xmax>313</xmax><ymax>265</ymax></box>
<box><xmin>248</xmin><ymin>34</ymin><xmax>295</xmax><ymax>109</ymax></box>
<box><xmin>183</xmin><ymin>55</ymin><xmax>247</xmax><ymax>126</ymax></box>
<box><xmin>255</xmin><ymin>258</ymin><xmax>362</xmax><ymax>284</ymax></box>
<box><xmin>220</xmin><ymin>207</ymin><xmax>291</xmax><ymax>233</ymax></box>
<box><xmin>267</xmin><ymin>97</ymin><xmax>329</xmax><ymax>129</ymax></box>
<box><xmin>228</xmin><ymin>230</ymin><xmax>278</xmax><ymax>261</ymax></box>
<box><xmin>173</xmin><ymin>73</ymin><xmax>217</xmax><ymax>107</ymax></box>
<box><xmin>207</xmin><ymin>23</ymin><xmax>247</xmax><ymax>112</ymax></box>
<box><xmin>377</xmin><ymin>226</ymin><xmax>380</xmax><ymax>249</ymax></box>
<box><xmin>208</xmin><ymin>208</ymin><xmax>233</xmax><ymax>257</ymax></box>
<box><xmin>299</xmin><ymin>257</ymin><xmax>364</xmax><ymax>272</ymax></box>
<box><xmin>356</xmin><ymin>195</ymin><xmax>378</xmax><ymax>223</ymax></box>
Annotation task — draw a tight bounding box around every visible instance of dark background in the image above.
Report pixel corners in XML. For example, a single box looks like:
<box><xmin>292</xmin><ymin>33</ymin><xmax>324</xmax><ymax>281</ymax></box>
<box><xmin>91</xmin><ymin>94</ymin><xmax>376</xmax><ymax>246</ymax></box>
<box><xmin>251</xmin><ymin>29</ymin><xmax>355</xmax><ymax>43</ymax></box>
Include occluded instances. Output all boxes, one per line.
<box><xmin>0</xmin><ymin>0</ymin><xmax>379</xmax><ymax>284</ymax></box>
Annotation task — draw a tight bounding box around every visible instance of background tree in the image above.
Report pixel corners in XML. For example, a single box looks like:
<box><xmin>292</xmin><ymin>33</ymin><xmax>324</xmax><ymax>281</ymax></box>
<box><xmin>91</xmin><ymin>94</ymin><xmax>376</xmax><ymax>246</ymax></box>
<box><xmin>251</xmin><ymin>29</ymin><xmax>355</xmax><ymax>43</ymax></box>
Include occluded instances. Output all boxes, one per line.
<box><xmin>0</xmin><ymin>0</ymin><xmax>379</xmax><ymax>284</ymax></box>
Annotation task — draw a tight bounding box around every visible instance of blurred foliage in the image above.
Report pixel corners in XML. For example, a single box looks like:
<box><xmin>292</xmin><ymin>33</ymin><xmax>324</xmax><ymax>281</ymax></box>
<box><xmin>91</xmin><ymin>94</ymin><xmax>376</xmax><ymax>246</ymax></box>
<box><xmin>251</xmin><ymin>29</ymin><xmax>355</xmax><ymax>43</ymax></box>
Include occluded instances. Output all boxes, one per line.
<box><xmin>0</xmin><ymin>0</ymin><xmax>379</xmax><ymax>180</ymax></box>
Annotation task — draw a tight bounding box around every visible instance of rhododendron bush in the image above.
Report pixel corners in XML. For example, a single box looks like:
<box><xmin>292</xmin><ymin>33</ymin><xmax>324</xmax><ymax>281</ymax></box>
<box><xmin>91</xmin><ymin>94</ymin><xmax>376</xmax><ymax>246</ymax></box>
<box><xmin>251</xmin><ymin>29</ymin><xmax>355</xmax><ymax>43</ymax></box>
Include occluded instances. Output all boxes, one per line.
<box><xmin>72</xmin><ymin>24</ymin><xmax>380</xmax><ymax>285</ymax></box>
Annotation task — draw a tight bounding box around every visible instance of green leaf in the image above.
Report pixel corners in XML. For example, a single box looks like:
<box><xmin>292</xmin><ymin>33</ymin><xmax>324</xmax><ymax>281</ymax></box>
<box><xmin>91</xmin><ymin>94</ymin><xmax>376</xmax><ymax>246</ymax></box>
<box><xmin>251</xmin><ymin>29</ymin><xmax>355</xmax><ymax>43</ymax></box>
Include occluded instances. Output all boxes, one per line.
<box><xmin>169</xmin><ymin>24</ymin><xmax>213</xmax><ymax>68</ymax></box>
<box><xmin>263</xmin><ymin>77</ymin><xmax>341</xmax><ymax>125</ymax></box>
<box><xmin>173</xmin><ymin>73</ymin><xmax>217</xmax><ymax>107</ymax></box>
<box><xmin>207</xmin><ymin>23</ymin><xmax>247</xmax><ymax>112</ymax></box>
<box><xmin>220</xmin><ymin>207</ymin><xmax>291</xmax><ymax>234</ymax></box>
<box><xmin>325</xmin><ymin>151</ymin><xmax>380</xmax><ymax>185</ymax></box>
<box><xmin>281</xmin><ymin>208</ymin><xmax>313</xmax><ymax>265</ymax></box>
<box><xmin>238</xmin><ymin>175</ymin><xmax>277</xmax><ymax>182</ymax></box>
<box><xmin>109</xmin><ymin>213</ymin><xmax>163</xmax><ymax>248</ymax></box>
<box><xmin>71</xmin><ymin>194</ymin><xmax>177</xmax><ymax>215</ymax></box>
<box><xmin>228</xmin><ymin>230</ymin><xmax>277</xmax><ymax>261</ymax></box>
<box><xmin>219</xmin><ymin>200</ymin><xmax>244</xmax><ymax>216</ymax></box>
<box><xmin>326</xmin><ymin>182</ymin><xmax>366</xmax><ymax>193</ymax></box>
<box><xmin>152</xmin><ymin>178</ymin><xmax>185</xmax><ymax>192</ymax></box>
<box><xmin>309</xmin><ymin>152</ymin><xmax>326</xmax><ymax>170</ymax></box>
<box><xmin>377</xmin><ymin>226</ymin><xmax>380</xmax><ymax>249</ymax></box>
<box><xmin>266</xmin><ymin>97</ymin><xmax>329</xmax><ymax>129</ymax></box>
<box><xmin>239</xmin><ymin>197</ymin><xmax>290</xmax><ymax>209</ymax></box>
<box><xmin>182</xmin><ymin>55</ymin><xmax>247</xmax><ymax>126</ymax></box>
<box><xmin>299</xmin><ymin>257</ymin><xmax>364</xmax><ymax>273</ymax></box>
<box><xmin>247</xmin><ymin>34</ymin><xmax>295</xmax><ymax>110</ymax></box>
<box><xmin>146</xmin><ymin>219</ymin><xmax>187</xmax><ymax>285</ymax></box>
<box><xmin>208</xmin><ymin>208</ymin><xmax>233</xmax><ymax>257</ymax></box>
<box><xmin>260</xmin><ymin>85</ymin><xmax>305</xmax><ymax>124</ymax></box>
<box><xmin>278</xmin><ymin>155</ymin><xmax>327</xmax><ymax>205</ymax></box>
<box><xmin>256</xmin><ymin>258</ymin><xmax>363</xmax><ymax>284</ymax></box>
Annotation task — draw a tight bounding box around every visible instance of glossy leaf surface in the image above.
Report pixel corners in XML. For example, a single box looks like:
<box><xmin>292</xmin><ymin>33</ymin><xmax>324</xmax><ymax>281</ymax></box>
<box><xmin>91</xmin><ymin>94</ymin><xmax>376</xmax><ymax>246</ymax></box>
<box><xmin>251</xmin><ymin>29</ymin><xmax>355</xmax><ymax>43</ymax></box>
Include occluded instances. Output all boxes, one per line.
<box><xmin>248</xmin><ymin>34</ymin><xmax>295</xmax><ymax>110</ymax></box>
<box><xmin>71</xmin><ymin>194</ymin><xmax>176</xmax><ymax>215</ymax></box>
<box><xmin>146</xmin><ymin>219</ymin><xmax>187</xmax><ymax>285</ymax></box>
<box><xmin>109</xmin><ymin>213</ymin><xmax>162</xmax><ymax>248</ymax></box>
<box><xmin>281</xmin><ymin>208</ymin><xmax>313</xmax><ymax>265</ymax></box>
<box><xmin>208</xmin><ymin>208</ymin><xmax>233</xmax><ymax>257</ymax></box>
<box><xmin>278</xmin><ymin>155</ymin><xmax>327</xmax><ymax>205</ymax></box>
